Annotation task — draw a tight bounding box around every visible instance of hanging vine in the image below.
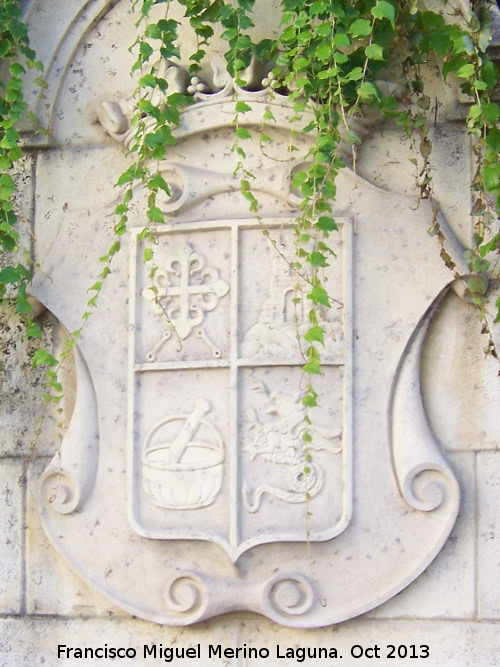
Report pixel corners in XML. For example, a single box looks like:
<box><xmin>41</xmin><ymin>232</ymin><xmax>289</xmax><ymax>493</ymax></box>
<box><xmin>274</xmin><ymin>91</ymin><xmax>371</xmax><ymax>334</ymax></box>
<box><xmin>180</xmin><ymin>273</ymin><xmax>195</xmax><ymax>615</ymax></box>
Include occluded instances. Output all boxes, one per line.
<box><xmin>0</xmin><ymin>1</ymin><xmax>43</xmax><ymax>329</ymax></box>
<box><xmin>102</xmin><ymin>0</ymin><xmax>500</xmax><ymax>414</ymax></box>
<box><xmin>2</xmin><ymin>0</ymin><xmax>500</xmax><ymax>444</ymax></box>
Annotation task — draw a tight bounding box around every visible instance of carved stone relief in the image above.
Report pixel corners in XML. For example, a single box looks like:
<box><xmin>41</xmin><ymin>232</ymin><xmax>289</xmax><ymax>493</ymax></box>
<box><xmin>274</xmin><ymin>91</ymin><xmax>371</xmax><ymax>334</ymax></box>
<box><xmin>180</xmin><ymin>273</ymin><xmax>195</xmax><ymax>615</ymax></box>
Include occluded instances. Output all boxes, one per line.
<box><xmin>128</xmin><ymin>220</ymin><xmax>350</xmax><ymax>561</ymax></box>
<box><xmin>32</xmin><ymin>39</ymin><xmax>467</xmax><ymax>627</ymax></box>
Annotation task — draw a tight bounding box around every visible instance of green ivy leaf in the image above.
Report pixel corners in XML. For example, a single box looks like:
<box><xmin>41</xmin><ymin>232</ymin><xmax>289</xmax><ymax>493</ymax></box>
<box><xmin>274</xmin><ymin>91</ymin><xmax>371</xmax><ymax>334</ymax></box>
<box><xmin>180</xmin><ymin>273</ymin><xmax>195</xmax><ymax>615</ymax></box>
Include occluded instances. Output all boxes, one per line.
<box><xmin>480</xmin><ymin>60</ymin><xmax>499</xmax><ymax>89</ymax></box>
<box><xmin>303</xmin><ymin>359</ymin><xmax>322</xmax><ymax>375</ymax></box>
<box><xmin>302</xmin><ymin>393</ymin><xmax>318</xmax><ymax>407</ymax></box>
<box><xmin>455</xmin><ymin>63</ymin><xmax>475</xmax><ymax>79</ymax></box>
<box><xmin>333</xmin><ymin>33</ymin><xmax>351</xmax><ymax>48</ymax></box>
<box><xmin>138</xmin><ymin>73</ymin><xmax>157</xmax><ymax>88</ymax></box>
<box><xmin>0</xmin><ymin>266</ymin><xmax>21</xmax><ymax>284</ymax></box>
<box><xmin>442</xmin><ymin>55</ymin><xmax>466</xmax><ymax>80</ymax></box>
<box><xmin>25</xmin><ymin>322</ymin><xmax>42</xmax><ymax>339</ymax></box>
<box><xmin>144</xmin><ymin>125</ymin><xmax>175</xmax><ymax>149</ymax></box>
<box><xmin>9</xmin><ymin>62</ymin><xmax>25</xmax><ymax>77</ymax></box>
<box><xmin>478</xmin><ymin>23</ymin><xmax>492</xmax><ymax>54</ymax></box>
<box><xmin>484</xmin><ymin>163</ymin><xmax>500</xmax><ymax>191</ymax></box>
<box><xmin>0</xmin><ymin>39</ymin><xmax>11</xmax><ymax>58</ymax></box>
<box><xmin>315</xmin><ymin>43</ymin><xmax>332</xmax><ymax>61</ymax></box>
<box><xmin>365</xmin><ymin>43</ymin><xmax>385</xmax><ymax>61</ymax></box>
<box><xmin>333</xmin><ymin>51</ymin><xmax>348</xmax><ymax>64</ymax></box>
<box><xmin>468</xmin><ymin>275</ymin><xmax>488</xmax><ymax>296</ymax></box>
<box><xmin>482</xmin><ymin>102</ymin><xmax>500</xmax><ymax>125</ymax></box>
<box><xmin>100</xmin><ymin>266</ymin><xmax>112</xmax><ymax>279</ymax></box>
<box><xmin>149</xmin><ymin>173</ymin><xmax>171</xmax><ymax>195</ymax></box>
<box><xmin>348</xmin><ymin>19</ymin><xmax>372</xmax><ymax>38</ymax></box>
<box><xmin>308</xmin><ymin>285</ymin><xmax>330</xmax><ymax>306</ymax></box>
<box><xmin>474</xmin><ymin>80</ymin><xmax>488</xmax><ymax>91</ymax></box>
<box><xmin>0</xmin><ymin>174</ymin><xmax>16</xmax><ymax>200</ymax></box>
<box><xmin>468</xmin><ymin>104</ymin><xmax>482</xmax><ymax>121</ymax></box>
<box><xmin>147</xmin><ymin>206</ymin><xmax>165</xmax><ymax>223</ymax></box>
<box><xmin>357</xmin><ymin>81</ymin><xmax>379</xmax><ymax>100</ymax></box>
<box><xmin>318</xmin><ymin>67</ymin><xmax>338</xmax><ymax>80</ymax></box>
<box><xmin>480</xmin><ymin>233</ymin><xmax>500</xmax><ymax>257</ymax></box>
<box><xmin>116</xmin><ymin>168</ymin><xmax>135</xmax><ymax>187</ymax></box>
<box><xmin>221</xmin><ymin>27</ymin><xmax>238</xmax><ymax>41</ymax></box>
<box><xmin>316</xmin><ymin>24</ymin><xmax>332</xmax><ymax>38</ymax></box>
<box><xmin>315</xmin><ymin>216</ymin><xmax>338</xmax><ymax>232</ymax></box>
<box><xmin>139</xmin><ymin>41</ymin><xmax>154</xmax><ymax>60</ymax></box>
<box><xmin>346</xmin><ymin>66</ymin><xmax>364</xmax><ymax>81</ymax></box>
<box><xmin>293</xmin><ymin>57</ymin><xmax>309</xmax><ymax>71</ymax></box>
<box><xmin>309</xmin><ymin>251</ymin><xmax>328</xmax><ymax>267</ymax></box>
<box><xmin>302</xmin><ymin>382</ymin><xmax>318</xmax><ymax>408</ymax></box>
<box><xmin>15</xmin><ymin>295</ymin><xmax>33</xmax><ymax>314</ymax></box>
<box><xmin>371</xmin><ymin>1</ymin><xmax>396</xmax><ymax>28</ymax></box>
<box><xmin>235</xmin><ymin>127</ymin><xmax>252</xmax><ymax>140</ymax></box>
<box><xmin>304</xmin><ymin>326</ymin><xmax>325</xmax><ymax>344</ymax></box>
<box><xmin>32</xmin><ymin>350</ymin><xmax>58</xmax><ymax>368</ymax></box>
<box><xmin>486</xmin><ymin>128</ymin><xmax>500</xmax><ymax>152</ymax></box>
<box><xmin>235</xmin><ymin>101</ymin><xmax>252</xmax><ymax>113</ymax></box>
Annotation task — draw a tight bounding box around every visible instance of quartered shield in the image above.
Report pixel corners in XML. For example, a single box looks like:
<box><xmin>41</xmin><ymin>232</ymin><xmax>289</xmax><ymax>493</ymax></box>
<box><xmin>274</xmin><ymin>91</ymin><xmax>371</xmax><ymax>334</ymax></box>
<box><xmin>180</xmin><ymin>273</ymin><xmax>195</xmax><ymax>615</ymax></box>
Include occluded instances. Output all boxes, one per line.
<box><xmin>129</xmin><ymin>218</ymin><xmax>352</xmax><ymax>561</ymax></box>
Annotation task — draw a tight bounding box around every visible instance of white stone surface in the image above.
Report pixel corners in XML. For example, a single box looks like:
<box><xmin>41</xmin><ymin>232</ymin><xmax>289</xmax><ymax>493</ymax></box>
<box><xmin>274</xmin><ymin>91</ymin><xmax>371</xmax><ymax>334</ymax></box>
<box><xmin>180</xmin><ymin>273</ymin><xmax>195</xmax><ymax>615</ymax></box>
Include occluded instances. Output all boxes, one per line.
<box><xmin>357</xmin><ymin>125</ymin><xmax>472</xmax><ymax>248</ymax></box>
<box><xmin>25</xmin><ymin>460</ymin><xmax>124</xmax><ymax>617</ymax></box>
<box><xmin>421</xmin><ymin>292</ymin><xmax>500</xmax><ymax>452</ymax></box>
<box><xmin>0</xmin><ymin>459</ymin><xmax>23</xmax><ymax>614</ymax></box>
<box><xmin>0</xmin><ymin>616</ymin><xmax>241</xmax><ymax>666</ymax></box>
<box><xmin>478</xmin><ymin>451</ymin><xmax>500</xmax><ymax>620</ymax></box>
<box><xmin>240</xmin><ymin>618</ymin><xmax>500</xmax><ymax>666</ymax></box>
<box><xmin>33</xmin><ymin>146</ymin><xmax>127</xmax><ymax>264</ymax></box>
<box><xmin>368</xmin><ymin>453</ymin><xmax>475</xmax><ymax>619</ymax></box>
<box><xmin>0</xmin><ymin>309</ymin><xmax>56</xmax><ymax>458</ymax></box>
<box><xmin>1</xmin><ymin>617</ymin><xmax>500</xmax><ymax>666</ymax></box>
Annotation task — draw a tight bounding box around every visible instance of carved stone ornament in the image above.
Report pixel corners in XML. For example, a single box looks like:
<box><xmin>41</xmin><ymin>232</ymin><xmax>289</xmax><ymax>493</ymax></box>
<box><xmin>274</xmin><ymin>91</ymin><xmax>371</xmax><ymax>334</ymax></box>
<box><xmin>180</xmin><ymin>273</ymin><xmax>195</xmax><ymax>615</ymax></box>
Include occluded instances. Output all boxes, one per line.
<box><xmin>31</xmin><ymin>57</ymin><xmax>467</xmax><ymax>627</ymax></box>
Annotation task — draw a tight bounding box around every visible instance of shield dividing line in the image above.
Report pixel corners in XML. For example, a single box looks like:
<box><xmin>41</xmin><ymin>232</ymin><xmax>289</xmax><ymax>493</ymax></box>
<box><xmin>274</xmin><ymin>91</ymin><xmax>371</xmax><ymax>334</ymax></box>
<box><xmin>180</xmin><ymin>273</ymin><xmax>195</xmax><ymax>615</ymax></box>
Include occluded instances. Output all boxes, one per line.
<box><xmin>128</xmin><ymin>217</ymin><xmax>352</xmax><ymax>561</ymax></box>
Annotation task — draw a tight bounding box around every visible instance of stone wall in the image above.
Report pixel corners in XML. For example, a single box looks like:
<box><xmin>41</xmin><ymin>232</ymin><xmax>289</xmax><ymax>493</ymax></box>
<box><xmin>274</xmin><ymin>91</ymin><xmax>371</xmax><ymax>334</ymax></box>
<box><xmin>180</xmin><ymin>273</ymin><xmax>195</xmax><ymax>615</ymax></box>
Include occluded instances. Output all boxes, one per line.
<box><xmin>1</xmin><ymin>1</ymin><xmax>500</xmax><ymax>665</ymax></box>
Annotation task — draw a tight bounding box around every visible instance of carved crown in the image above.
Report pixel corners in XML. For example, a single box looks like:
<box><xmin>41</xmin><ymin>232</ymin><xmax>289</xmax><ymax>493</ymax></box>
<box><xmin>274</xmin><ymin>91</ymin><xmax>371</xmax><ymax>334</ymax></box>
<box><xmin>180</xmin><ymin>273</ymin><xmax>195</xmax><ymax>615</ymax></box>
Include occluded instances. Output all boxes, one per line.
<box><xmin>97</xmin><ymin>52</ymin><xmax>399</xmax><ymax>155</ymax></box>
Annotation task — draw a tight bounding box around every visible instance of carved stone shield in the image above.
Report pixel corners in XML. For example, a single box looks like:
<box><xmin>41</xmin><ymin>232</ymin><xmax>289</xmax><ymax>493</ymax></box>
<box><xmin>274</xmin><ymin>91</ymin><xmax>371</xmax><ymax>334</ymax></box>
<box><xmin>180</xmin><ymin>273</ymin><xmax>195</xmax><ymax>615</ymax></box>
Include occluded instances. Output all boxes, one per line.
<box><xmin>33</xmin><ymin>97</ymin><xmax>464</xmax><ymax>627</ymax></box>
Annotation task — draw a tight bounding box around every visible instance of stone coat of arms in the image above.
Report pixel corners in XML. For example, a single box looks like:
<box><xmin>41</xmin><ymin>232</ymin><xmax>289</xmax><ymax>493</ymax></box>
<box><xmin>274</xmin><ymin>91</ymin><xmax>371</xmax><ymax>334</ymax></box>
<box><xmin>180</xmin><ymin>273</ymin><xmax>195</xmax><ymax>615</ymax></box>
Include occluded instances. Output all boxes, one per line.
<box><xmin>31</xmin><ymin>58</ymin><xmax>465</xmax><ymax>626</ymax></box>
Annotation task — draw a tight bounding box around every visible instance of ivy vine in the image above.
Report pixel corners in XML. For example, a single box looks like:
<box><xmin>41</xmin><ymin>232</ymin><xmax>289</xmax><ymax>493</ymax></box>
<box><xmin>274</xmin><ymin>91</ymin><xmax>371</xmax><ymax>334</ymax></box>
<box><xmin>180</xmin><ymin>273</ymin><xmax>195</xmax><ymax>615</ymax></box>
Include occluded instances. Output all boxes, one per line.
<box><xmin>0</xmin><ymin>1</ymin><xmax>43</xmax><ymax>327</ymax></box>
<box><xmin>2</xmin><ymin>0</ymin><xmax>500</xmax><ymax>460</ymax></box>
<box><xmin>108</xmin><ymin>0</ymin><xmax>500</xmax><ymax>421</ymax></box>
